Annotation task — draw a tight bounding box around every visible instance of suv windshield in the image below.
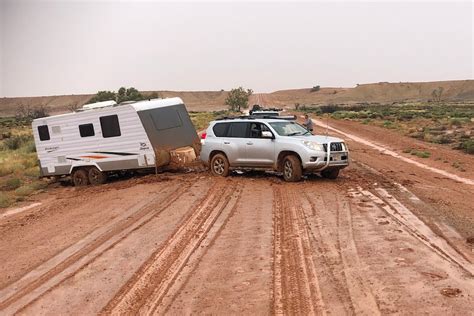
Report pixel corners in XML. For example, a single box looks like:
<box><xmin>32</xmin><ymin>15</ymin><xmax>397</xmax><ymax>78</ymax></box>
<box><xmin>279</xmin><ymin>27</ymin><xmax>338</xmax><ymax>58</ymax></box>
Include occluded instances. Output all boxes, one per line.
<box><xmin>269</xmin><ymin>121</ymin><xmax>310</xmax><ymax>136</ymax></box>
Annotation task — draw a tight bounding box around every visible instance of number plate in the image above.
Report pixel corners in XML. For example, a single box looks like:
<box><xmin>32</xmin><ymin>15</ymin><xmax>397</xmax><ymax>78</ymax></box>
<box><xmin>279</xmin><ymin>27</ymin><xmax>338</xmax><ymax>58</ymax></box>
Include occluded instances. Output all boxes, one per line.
<box><xmin>331</xmin><ymin>153</ymin><xmax>341</xmax><ymax>161</ymax></box>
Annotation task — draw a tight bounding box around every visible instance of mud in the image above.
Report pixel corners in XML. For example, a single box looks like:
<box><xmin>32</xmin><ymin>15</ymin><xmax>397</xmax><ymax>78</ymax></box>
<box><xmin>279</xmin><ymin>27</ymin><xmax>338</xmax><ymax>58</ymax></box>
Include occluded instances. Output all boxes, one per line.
<box><xmin>1</xmin><ymin>119</ymin><xmax>473</xmax><ymax>315</ymax></box>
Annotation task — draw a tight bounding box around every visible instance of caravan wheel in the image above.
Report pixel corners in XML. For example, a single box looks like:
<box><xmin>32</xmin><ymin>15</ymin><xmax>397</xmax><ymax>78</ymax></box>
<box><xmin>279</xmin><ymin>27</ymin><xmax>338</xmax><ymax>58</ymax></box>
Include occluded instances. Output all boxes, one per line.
<box><xmin>72</xmin><ymin>169</ymin><xmax>89</xmax><ymax>186</ymax></box>
<box><xmin>88</xmin><ymin>167</ymin><xmax>107</xmax><ymax>185</ymax></box>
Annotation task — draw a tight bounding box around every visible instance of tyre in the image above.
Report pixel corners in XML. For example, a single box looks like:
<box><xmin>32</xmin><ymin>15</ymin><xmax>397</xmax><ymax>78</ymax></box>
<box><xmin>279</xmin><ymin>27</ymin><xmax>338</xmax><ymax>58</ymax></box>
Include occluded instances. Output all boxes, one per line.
<box><xmin>321</xmin><ymin>168</ymin><xmax>339</xmax><ymax>179</ymax></box>
<box><xmin>210</xmin><ymin>153</ymin><xmax>230</xmax><ymax>177</ymax></box>
<box><xmin>88</xmin><ymin>167</ymin><xmax>107</xmax><ymax>185</ymax></box>
<box><xmin>282</xmin><ymin>155</ymin><xmax>302</xmax><ymax>182</ymax></box>
<box><xmin>72</xmin><ymin>169</ymin><xmax>89</xmax><ymax>186</ymax></box>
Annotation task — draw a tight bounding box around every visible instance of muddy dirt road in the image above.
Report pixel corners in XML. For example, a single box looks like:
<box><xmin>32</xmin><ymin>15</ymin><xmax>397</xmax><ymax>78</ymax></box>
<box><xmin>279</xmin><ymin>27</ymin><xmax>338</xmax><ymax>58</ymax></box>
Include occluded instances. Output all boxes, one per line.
<box><xmin>1</xmin><ymin>120</ymin><xmax>473</xmax><ymax>315</ymax></box>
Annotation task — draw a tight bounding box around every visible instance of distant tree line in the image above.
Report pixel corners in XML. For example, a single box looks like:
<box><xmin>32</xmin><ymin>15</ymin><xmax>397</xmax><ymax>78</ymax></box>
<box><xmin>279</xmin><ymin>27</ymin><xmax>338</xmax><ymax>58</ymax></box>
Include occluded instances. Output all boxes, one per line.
<box><xmin>86</xmin><ymin>87</ymin><xmax>161</xmax><ymax>104</ymax></box>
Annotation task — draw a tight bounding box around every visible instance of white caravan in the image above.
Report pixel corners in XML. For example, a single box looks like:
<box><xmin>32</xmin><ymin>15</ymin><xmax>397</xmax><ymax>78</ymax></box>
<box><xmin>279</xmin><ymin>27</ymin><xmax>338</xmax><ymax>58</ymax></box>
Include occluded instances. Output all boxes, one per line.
<box><xmin>32</xmin><ymin>97</ymin><xmax>199</xmax><ymax>185</ymax></box>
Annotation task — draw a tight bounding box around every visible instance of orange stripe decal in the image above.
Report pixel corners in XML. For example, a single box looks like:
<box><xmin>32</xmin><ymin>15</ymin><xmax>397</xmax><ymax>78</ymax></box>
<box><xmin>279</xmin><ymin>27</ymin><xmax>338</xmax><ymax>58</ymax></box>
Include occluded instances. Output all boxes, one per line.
<box><xmin>79</xmin><ymin>155</ymin><xmax>109</xmax><ymax>159</ymax></box>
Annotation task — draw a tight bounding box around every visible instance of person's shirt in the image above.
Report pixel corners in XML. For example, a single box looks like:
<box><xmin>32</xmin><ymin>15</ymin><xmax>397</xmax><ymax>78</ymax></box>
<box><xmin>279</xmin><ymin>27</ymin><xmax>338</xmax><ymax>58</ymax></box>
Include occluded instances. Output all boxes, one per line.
<box><xmin>305</xmin><ymin>118</ymin><xmax>314</xmax><ymax>130</ymax></box>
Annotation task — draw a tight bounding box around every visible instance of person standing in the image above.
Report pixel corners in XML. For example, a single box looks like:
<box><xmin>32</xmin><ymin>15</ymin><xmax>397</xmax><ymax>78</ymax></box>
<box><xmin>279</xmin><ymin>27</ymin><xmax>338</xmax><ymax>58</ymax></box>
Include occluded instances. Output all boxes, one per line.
<box><xmin>303</xmin><ymin>114</ymin><xmax>314</xmax><ymax>133</ymax></box>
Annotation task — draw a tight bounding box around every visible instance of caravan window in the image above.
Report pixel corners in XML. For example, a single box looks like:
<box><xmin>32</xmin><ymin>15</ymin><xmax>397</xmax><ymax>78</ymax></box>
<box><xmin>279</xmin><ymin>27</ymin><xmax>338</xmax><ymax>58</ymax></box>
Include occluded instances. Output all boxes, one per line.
<box><xmin>150</xmin><ymin>108</ymin><xmax>182</xmax><ymax>130</ymax></box>
<box><xmin>79</xmin><ymin>123</ymin><xmax>95</xmax><ymax>137</ymax></box>
<box><xmin>100</xmin><ymin>115</ymin><xmax>121</xmax><ymax>138</ymax></box>
<box><xmin>38</xmin><ymin>125</ymin><xmax>50</xmax><ymax>141</ymax></box>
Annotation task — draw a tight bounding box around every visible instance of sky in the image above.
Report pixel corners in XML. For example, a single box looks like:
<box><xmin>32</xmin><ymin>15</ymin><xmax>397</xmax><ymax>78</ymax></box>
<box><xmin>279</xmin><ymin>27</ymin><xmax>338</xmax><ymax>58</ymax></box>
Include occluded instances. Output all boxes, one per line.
<box><xmin>0</xmin><ymin>0</ymin><xmax>472</xmax><ymax>97</ymax></box>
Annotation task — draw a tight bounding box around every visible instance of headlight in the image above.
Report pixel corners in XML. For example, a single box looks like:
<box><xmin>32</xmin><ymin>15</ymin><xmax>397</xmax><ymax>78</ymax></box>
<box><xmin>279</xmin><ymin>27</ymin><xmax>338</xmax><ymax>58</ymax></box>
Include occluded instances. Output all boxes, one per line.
<box><xmin>301</xmin><ymin>140</ymin><xmax>324</xmax><ymax>151</ymax></box>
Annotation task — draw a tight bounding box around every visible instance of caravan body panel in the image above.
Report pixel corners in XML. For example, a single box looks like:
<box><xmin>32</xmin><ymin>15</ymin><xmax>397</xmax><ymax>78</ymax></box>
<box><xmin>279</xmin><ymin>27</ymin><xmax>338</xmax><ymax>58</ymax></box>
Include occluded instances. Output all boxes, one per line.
<box><xmin>31</xmin><ymin>97</ymin><xmax>197</xmax><ymax>177</ymax></box>
<box><xmin>133</xmin><ymin>99</ymin><xmax>198</xmax><ymax>150</ymax></box>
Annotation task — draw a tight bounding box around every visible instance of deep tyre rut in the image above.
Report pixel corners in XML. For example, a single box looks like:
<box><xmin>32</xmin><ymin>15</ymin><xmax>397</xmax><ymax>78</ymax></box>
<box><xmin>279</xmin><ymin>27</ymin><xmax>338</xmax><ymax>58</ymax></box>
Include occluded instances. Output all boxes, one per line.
<box><xmin>102</xmin><ymin>180</ymin><xmax>242</xmax><ymax>315</ymax></box>
<box><xmin>0</xmin><ymin>183</ymin><xmax>190</xmax><ymax>315</ymax></box>
<box><xmin>272</xmin><ymin>185</ymin><xmax>325</xmax><ymax>315</ymax></box>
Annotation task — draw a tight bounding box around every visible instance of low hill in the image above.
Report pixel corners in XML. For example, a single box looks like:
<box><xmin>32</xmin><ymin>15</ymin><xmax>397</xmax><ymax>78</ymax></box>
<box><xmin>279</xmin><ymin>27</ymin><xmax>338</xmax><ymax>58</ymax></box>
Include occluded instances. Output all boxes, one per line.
<box><xmin>268</xmin><ymin>80</ymin><xmax>474</xmax><ymax>107</ymax></box>
<box><xmin>0</xmin><ymin>80</ymin><xmax>473</xmax><ymax>116</ymax></box>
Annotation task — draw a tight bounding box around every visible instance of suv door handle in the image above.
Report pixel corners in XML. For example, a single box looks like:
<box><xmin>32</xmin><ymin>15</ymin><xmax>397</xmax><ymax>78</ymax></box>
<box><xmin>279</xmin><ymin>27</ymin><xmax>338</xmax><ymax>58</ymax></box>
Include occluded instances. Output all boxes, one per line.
<box><xmin>224</xmin><ymin>141</ymin><xmax>230</xmax><ymax>144</ymax></box>
<box><xmin>246</xmin><ymin>142</ymin><xmax>253</xmax><ymax>145</ymax></box>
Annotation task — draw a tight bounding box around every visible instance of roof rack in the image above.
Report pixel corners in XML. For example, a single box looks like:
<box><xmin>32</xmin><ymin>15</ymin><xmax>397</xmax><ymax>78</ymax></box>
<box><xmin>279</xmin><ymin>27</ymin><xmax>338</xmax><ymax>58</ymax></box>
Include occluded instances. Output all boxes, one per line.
<box><xmin>215</xmin><ymin>114</ymin><xmax>296</xmax><ymax>121</ymax></box>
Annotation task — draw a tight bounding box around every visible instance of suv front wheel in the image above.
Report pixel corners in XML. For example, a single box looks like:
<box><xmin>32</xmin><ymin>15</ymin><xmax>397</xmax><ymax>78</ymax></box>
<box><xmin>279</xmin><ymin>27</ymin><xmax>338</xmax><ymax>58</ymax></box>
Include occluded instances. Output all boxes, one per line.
<box><xmin>282</xmin><ymin>155</ymin><xmax>302</xmax><ymax>182</ymax></box>
<box><xmin>210</xmin><ymin>153</ymin><xmax>230</xmax><ymax>177</ymax></box>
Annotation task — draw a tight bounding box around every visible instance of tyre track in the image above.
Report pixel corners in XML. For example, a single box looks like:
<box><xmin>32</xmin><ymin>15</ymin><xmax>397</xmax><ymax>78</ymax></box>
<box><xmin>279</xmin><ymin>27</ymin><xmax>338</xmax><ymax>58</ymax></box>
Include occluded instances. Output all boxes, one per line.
<box><xmin>156</xmin><ymin>183</ymin><xmax>243</xmax><ymax>315</ymax></box>
<box><xmin>301</xmin><ymin>190</ymin><xmax>354</xmax><ymax>314</ymax></box>
<box><xmin>358</xmin><ymin>187</ymin><xmax>474</xmax><ymax>277</ymax></box>
<box><xmin>272</xmin><ymin>185</ymin><xmax>325</xmax><ymax>315</ymax></box>
<box><xmin>102</xmin><ymin>180</ymin><xmax>241</xmax><ymax>315</ymax></box>
<box><xmin>331</xmin><ymin>188</ymin><xmax>381</xmax><ymax>314</ymax></box>
<box><xmin>0</xmin><ymin>182</ymin><xmax>191</xmax><ymax>314</ymax></box>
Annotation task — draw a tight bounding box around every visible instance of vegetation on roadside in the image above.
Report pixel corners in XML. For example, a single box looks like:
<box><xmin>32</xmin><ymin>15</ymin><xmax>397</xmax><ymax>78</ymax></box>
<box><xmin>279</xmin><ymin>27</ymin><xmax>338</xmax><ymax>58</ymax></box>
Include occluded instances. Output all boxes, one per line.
<box><xmin>189</xmin><ymin>110</ymin><xmax>230</xmax><ymax>131</ymax></box>
<box><xmin>225</xmin><ymin>87</ymin><xmax>253</xmax><ymax>112</ymax></box>
<box><xmin>301</xmin><ymin>102</ymin><xmax>474</xmax><ymax>155</ymax></box>
<box><xmin>0</xmin><ymin>120</ymin><xmax>49</xmax><ymax>208</ymax></box>
<box><xmin>87</xmin><ymin>87</ymin><xmax>161</xmax><ymax>105</ymax></box>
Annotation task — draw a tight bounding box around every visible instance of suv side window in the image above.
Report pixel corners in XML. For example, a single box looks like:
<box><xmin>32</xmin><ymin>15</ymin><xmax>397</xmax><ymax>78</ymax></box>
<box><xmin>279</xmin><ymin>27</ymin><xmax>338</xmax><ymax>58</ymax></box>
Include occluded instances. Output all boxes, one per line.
<box><xmin>249</xmin><ymin>122</ymin><xmax>271</xmax><ymax>138</ymax></box>
<box><xmin>227</xmin><ymin>122</ymin><xmax>248</xmax><ymax>138</ymax></box>
<box><xmin>212</xmin><ymin>123</ymin><xmax>229</xmax><ymax>137</ymax></box>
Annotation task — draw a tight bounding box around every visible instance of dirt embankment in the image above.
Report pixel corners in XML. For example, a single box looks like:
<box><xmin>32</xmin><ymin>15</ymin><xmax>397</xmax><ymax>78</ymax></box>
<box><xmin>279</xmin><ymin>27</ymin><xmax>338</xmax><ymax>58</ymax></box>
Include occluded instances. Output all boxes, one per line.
<box><xmin>268</xmin><ymin>80</ymin><xmax>474</xmax><ymax>107</ymax></box>
<box><xmin>1</xmin><ymin>80</ymin><xmax>473</xmax><ymax>116</ymax></box>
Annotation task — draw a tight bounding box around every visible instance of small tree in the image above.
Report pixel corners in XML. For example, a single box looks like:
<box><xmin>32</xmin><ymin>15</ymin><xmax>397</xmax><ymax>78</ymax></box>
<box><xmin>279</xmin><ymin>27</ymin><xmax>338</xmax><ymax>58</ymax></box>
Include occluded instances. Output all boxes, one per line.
<box><xmin>16</xmin><ymin>104</ymin><xmax>49</xmax><ymax>120</ymax></box>
<box><xmin>86</xmin><ymin>90</ymin><xmax>116</xmax><ymax>104</ymax></box>
<box><xmin>431</xmin><ymin>87</ymin><xmax>444</xmax><ymax>102</ymax></box>
<box><xmin>87</xmin><ymin>87</ymin><xmax>146</xmax><ymax>104</ymax></box>
<box><xmin>225</xmin><ymin>87</ymin><xmax>253</xmax><ymax>112</ymax></box>
<box><xmin>67</xmin><ymin>103</ymin><xmax>81</xmax><ymax>112</ymax></box>
<box><xmin>117</xmin><ymin>87</ymin><xmax>145</xmax><ymax>103</ymax></box>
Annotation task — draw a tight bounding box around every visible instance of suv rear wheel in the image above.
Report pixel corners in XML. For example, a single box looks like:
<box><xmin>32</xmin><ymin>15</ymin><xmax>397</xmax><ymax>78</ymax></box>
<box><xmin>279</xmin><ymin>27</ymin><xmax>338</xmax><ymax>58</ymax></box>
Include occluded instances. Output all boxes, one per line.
<box><xmin>282</xmin><ymin>155</ymin><xmax>302</xmax><ymax>182</ymax></box>
<box><xmin>210</xmin><ymin>153</ymin><xmax>230</xmax><ymax>177</ymax></box>
<box><xmin>321</xmin><ymin>168</ymin><xmax>339</xmax><ymax>179</ymax></box>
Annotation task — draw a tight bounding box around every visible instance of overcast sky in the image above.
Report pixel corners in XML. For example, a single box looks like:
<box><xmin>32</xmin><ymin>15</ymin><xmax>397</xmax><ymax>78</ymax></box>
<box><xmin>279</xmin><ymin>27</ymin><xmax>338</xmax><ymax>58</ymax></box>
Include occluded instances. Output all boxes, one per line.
<box><xmin>0</xmin><ymin>0</ymin><xmax>472</xmax><ymax>97</ymax></box>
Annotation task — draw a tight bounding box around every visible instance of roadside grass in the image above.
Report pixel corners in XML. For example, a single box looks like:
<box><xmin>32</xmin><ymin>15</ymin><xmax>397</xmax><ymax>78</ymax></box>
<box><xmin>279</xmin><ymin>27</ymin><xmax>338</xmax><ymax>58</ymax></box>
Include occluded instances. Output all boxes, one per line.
<box><xmin>0</xmin><ymin>120</ymin><xmax>48</xmax><ymax>208</ymax></box>
<box><xmin>189</xmin><ymin>110</ymin><xmax>231</xmax><ymax>131</ymax></box>
<box><xmin>410</xmin><ymin>150</ymin><xmax>431</xmax><ymax>159</ymax></box>
<box><xmin>303</xmin><ymin>102</ymin><xmax>474</xmax><ymax>155</ymax></box>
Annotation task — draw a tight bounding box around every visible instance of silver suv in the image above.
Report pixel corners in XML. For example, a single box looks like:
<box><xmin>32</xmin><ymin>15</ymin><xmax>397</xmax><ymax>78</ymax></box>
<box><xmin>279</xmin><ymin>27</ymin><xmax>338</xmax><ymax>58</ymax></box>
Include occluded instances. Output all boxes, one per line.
<box><xmin>200</xmin><ymin>117</ymin><xmax>349</xmax><ymax>181</ymax></box>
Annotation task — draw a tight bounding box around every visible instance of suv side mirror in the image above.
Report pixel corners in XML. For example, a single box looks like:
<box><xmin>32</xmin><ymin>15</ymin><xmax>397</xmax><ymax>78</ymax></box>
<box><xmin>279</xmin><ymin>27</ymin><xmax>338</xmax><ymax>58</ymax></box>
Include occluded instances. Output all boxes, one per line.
<box><xmin>262</xmin><ymin>131</ymin><xmax>274</xmax><ymax>139</ymax></box>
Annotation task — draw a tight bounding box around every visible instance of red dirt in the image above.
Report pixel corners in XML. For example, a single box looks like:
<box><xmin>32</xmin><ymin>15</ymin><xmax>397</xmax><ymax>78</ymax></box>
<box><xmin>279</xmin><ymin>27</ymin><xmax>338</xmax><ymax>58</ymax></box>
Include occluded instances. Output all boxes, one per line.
<box><xmin>0</xmin><ymin>119</ymin><xmax>473</xmax><ymax>314</ymax></box>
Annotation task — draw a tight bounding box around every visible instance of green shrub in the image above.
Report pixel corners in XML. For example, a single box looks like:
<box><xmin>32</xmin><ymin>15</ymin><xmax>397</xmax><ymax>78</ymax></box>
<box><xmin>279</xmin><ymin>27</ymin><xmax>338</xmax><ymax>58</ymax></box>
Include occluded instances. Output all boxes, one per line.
<box><xmin>15</xmin><ymin>185</ymin><xmax>35</xmax><ymax>197</ymax></box>
<box><xmin>0</xmin><ymin>165</ymin><xmax>13</xmax><ymax>177</ymax></box>
<box><xmin>0</xmin><ymin>192</ymin><xmax>11</xmax><ymax>208</ymax></box>
<box><xmin>450</xmin><ymin>118</ymin><xmax>463</xmax><ymax>127</ymax></box>
<box><xmin>4</xmin><ymin>178</ymin><xmax>22</xmax><ymax>190</ymax></box>
<box><xmin>3</xmin><ymin>136</ymin><xmax>22</xmax><ymax>150</ymax></box>
<box><xmin>24</xmin><ymin>167</ymin><xmax>40</xmax><ymax>178</ymax></box>
<box><xmin>411</xmin><ymin>150</ymin><xmax>431</xmax><ymax>158</ymax></box>
<box><xmin>30</xmin><ymin>180</ymin><xmax>47</xmax><ymax>190</ymax></box>
<box><xmin>460</xmin><ymin>140</ymin><xmax>474</xmax><ymax>154</ymax></box>
<box><xmin>433</xmin><ymin>135</ymin><xmax>453</xmax><ymax>144</ymax></box>
<box><xmin>22</xmin><ymin>140</ymin><xmax>36</xmax><ymax>153</ymax></box>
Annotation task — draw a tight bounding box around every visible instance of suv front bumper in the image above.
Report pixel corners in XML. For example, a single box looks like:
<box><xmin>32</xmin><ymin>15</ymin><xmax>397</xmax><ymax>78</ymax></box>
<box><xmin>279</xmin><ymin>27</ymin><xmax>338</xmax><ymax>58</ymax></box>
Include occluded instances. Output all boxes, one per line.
<box><xmin>302</xmin><ymin>150</ymin><xmax>349</xmax><ymax>171</ymax></box>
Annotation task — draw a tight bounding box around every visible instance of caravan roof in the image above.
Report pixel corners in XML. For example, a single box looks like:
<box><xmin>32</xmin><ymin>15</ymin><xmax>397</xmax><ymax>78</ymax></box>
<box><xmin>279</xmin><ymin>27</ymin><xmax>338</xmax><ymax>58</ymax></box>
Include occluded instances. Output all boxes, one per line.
<box><xmin>32</xmin><ymin>97</ymin><xmax>185</xmax><ymax>123</ymax></box>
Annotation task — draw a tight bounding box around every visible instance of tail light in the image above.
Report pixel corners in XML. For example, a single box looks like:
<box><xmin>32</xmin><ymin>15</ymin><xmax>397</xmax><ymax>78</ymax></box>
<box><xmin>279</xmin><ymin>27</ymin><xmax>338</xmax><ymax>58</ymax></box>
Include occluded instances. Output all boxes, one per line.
<box><xmin>201</xmin><ymin>132</ymin><xmax>207</xmax><ymax>139</ymax></box>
